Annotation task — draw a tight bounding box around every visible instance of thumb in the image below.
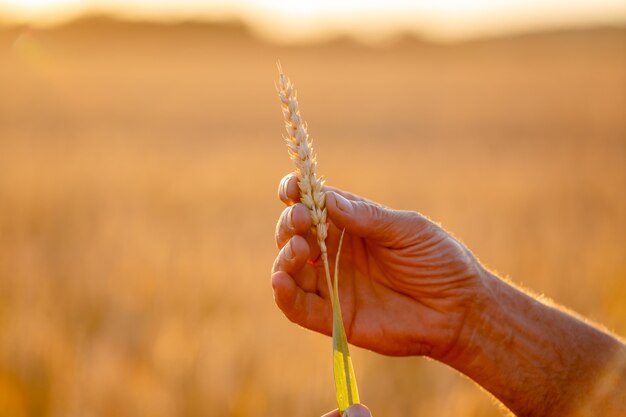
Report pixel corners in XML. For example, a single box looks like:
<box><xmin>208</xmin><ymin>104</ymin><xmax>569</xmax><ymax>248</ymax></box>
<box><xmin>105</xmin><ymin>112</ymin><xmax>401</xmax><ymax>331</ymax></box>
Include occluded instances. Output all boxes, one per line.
<box><xmin>326</xmin><ymin>191</ymin><xmax>427</xmax><ymax>246</ymax></box>
<box><xmin>344</xmin><ymin>404</ymin><xmax>372</xmax><ymax>417</ymax></box>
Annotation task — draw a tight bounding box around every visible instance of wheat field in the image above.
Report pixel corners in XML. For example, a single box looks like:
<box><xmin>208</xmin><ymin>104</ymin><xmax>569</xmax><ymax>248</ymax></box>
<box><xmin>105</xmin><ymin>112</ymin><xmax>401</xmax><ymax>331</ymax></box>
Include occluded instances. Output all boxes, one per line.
<box><xmin>0</xmin><ymin>17</ymin><xmax>624</xmax><ymax>417</ymax></box>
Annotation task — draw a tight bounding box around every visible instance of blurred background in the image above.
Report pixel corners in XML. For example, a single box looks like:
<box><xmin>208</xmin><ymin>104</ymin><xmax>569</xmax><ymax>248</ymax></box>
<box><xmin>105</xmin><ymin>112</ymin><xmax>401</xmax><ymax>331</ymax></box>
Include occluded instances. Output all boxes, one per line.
<box><xmin>0</xmin><ymin>1</ymin><xmax>625</xmax><ymax>416</ymax></box>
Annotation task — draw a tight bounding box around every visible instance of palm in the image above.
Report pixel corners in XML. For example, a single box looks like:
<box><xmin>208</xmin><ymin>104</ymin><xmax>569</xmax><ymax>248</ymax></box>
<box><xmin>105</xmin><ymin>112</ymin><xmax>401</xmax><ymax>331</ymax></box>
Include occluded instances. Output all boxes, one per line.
<box><xmin>322</xmin><ymin>218</ymin><xmax>479</xmax><ymax>357</ymax></box>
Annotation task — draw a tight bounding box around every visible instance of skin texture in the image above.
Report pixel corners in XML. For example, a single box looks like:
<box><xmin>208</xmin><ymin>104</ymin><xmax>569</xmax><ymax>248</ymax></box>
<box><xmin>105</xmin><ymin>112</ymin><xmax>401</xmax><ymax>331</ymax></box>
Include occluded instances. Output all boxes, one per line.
<box><xmin>272</xmin><ymin>173</ymin><xmax>485</xmax><ymax>359</ymax></box>
<box><xmin>272</xmin><ymin>173</ymin><xmax>626</xmax><ymax>417</ymax></box>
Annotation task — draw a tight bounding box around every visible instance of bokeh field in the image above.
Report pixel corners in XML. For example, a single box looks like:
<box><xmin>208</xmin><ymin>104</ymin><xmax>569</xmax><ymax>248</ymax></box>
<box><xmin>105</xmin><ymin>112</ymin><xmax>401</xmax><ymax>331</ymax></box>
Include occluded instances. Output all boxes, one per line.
<box><xmin>0</xmin><ymin>17</ymin><xmax>624</xmax><ymax>416</ymax></box>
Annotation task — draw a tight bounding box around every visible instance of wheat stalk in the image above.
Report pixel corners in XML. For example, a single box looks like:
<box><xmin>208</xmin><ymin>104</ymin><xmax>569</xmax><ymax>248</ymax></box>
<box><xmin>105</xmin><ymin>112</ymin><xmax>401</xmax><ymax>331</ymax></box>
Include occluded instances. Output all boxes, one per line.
<box><xmin>277</xmin><ymin>64</ymin><xmax>360</xmax><ymax>414</ymax></box>
<box><xmin>277</xmin><ymin>63</ymin><xmax>333</xmax><ymax>301</ymax></box>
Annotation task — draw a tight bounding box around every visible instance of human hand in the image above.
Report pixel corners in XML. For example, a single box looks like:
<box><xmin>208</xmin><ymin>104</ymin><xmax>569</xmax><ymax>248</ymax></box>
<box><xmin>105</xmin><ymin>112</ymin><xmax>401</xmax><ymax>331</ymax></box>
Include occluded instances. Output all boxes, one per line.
<box><xmin>321</xmin><ymin>404</ymin><xmax>372</xmax><ymax>417</ymax></box>
<box><xmin>272</xmin><ymin>174</ymin><xmax>626</xmax><ymax>417</ymax></box>
<box><xmin>271</xmin><ymin>173</ymin><xmax>489</xmax><ymax>358</ymax></box>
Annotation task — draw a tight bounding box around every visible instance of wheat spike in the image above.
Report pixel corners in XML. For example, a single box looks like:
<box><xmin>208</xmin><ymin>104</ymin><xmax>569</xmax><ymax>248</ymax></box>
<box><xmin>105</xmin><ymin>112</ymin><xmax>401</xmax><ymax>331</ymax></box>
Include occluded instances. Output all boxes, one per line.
<box><xmin>277</xmin><ymin>63</ymin><xmax>333</xmax><ymax>300</ymax></box>
<box><xmin>277</xmin><ymin>64</ymin><xmax>360</xmax><ymax>413</ymax></box>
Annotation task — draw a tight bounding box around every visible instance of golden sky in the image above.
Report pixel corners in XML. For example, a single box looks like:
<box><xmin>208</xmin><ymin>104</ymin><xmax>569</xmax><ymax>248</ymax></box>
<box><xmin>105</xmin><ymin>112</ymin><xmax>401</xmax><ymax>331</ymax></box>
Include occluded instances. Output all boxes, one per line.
<box><xmin>1</xmin><ymin>0</ymin><xmax>625</xmax><ymax>42</ymax></box>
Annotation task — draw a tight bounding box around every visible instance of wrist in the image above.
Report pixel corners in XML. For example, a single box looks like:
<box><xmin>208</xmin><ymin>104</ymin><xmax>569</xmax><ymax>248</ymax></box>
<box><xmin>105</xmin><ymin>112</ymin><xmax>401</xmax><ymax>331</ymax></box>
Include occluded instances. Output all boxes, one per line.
<box><xmin>435</xmin><ymin>266</ymin><xmax>626</xmax><ymax>416</ymax></box>
<box><xmin>435</xmin><ymin>268</ymin><xmax>552</xmax><ymax>414</ymax></box>
<box><xmin>435</xmin><ymin>264</ymin><xmax>497</xmax><ymax>367</ymax></box>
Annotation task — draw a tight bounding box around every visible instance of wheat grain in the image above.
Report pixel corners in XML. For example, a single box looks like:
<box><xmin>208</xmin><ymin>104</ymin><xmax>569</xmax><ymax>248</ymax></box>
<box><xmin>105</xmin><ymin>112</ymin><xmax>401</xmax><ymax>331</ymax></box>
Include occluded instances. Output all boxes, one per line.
<box><xmin>277</xmin><ymin>63</ymin><xmax>333</xmax><ymax>300</ymax></box>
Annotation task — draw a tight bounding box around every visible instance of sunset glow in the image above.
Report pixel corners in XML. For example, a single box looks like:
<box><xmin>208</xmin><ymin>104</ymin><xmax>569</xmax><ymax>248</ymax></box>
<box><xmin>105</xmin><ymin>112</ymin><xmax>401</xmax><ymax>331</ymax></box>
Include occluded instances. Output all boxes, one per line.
<box><xmin>0</xmin><ymin>0</ymin><xmax>625</xmax><ymax>42</ymax></box>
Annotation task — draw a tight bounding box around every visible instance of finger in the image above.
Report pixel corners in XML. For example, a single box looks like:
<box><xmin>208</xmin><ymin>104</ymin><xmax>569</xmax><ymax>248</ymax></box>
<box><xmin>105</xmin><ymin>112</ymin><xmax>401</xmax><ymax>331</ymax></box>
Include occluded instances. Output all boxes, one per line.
<box><xmin>345</xmin><ymin>404</ymin><xmax>372</xmax><ymax>417</ymax></box>
<box><xmin>278</xmin><ymin>173</ymin><xmax>301</xmax><ymax>205</ymax></box>
<box><xmin>272</xmin><ymin>235</ymin><xmax>310</xmax><ymax>276</ymax></box>
<box><xmin>292</xmin><ymin>262</ymin><xmax>322</xmax><ymax>294</ymax></box>
<box><xmin>272</xmin><ymin>235</ymin><xmax>323</xmax><ymax>295</ymax></box>
<box><xmin>280</xmin><ymin>172</ymin><xmax>370</xmax><ymax>206</ymax></box>
<box><xmin>305</xmin><ymin>231</ymin><xmax>321</xmax><ymax>263</ymax></box>
<box><xmin>275</xmin><ymin>203</ymin><xmax>312</xmax><ymax>249</ymax></box>
<box><xmin>273</xmin><ymin>235</ymin><xmax>326</xmax><ymax>295</ymax></box>
<box><xmin>271</xmin><ymin>271</ymin><xmax>332</xmax><ymax>336</ymax></box>
<box><xmin>320</xmin><ymin>405</ymin><xmax>372</xmax><ymax>417</ymax></box>
<box><xmin>326</xmin><ymin>191</ymin><xmax>428</xmax><ymax>247</ymax></box>
<box><xmin>322</xmin><ymin>184</ymin><xmax>368</xmax><ymax>204</ymax></box>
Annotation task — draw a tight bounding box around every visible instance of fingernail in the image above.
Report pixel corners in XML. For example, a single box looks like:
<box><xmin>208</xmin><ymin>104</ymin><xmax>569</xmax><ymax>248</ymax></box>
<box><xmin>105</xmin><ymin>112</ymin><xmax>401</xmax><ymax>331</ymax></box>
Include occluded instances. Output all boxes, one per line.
<box><xmin>279</xmin><ymin>205</ymin><xmax>295</xmax><ymax>235</ymax></box>
<box><xmin>284</xmin><ymin>239</ymin><xmax>295</xmax><ymax>260</ymax></box>
<box><xmin>287</xmin><ymin>205</ymin><xmax>295</xmax><ymax>231</ymax></box>
<box><xmin>333</xmin><ymin>192</ymin><xmax>353</xmax><ymax>214</ymax></box>
<box><xmin>279</xmin><ymin>175</ymin><xmax>290</xmax><ymax>200</ymax></box>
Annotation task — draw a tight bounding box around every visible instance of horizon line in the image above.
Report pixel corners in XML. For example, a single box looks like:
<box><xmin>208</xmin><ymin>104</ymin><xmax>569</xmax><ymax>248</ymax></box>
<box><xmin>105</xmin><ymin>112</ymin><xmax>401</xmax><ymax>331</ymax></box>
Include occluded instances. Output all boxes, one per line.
<box><xmin>1</xmin><ymin>12</ymin><xmax>625</xmax><ymax>46</ymax></box>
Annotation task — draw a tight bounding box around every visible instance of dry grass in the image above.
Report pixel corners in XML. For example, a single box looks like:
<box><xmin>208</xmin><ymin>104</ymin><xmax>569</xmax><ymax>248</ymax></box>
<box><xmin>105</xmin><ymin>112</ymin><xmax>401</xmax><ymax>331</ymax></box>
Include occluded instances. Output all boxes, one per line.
<box><xmin>0</xmin><ymin>18</ymin><xmax>624</xmax><ymax>417</ymax></box>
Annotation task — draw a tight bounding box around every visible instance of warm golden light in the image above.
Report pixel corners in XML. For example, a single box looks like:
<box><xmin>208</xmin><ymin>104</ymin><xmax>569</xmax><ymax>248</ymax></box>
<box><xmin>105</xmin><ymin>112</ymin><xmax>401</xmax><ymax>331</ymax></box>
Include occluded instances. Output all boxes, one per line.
<box><xmin>0</xmin><ymin>0</ymin><xmax>624</xmax><ymax>415</ymax></box>
<box><xmin>1</xmin><ymin>0</ymin><xmax>77</xmax><ymax>16</ymax></box>
<box><xmin>0</xmin><ymin>0</ymin><xmax>624</xmax><ymax>42</ymax></box>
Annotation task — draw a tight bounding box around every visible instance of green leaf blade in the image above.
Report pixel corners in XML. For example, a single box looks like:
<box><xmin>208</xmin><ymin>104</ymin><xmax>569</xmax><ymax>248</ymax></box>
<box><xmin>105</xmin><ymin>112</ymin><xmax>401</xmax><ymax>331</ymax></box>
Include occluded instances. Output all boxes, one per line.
<box><xmin>332</xmin><ymin>229</ymin><xmax>360</xmax><ymax>413</ymax></box>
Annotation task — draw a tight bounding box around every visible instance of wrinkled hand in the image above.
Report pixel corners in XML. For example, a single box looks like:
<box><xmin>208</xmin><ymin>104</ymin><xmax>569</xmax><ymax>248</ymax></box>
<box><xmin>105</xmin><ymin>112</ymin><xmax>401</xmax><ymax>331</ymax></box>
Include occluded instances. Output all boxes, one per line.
<box><xmin>271</xmin><ymin>173</ymin><xmax>487</xmax><ymax>358</ymax></box>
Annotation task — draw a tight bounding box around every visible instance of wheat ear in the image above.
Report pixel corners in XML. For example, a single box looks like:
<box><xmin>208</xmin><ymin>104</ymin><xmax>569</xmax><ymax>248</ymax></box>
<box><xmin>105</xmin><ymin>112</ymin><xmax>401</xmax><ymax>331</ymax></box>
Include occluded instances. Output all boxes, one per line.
<box><xmin>277</xmin><ymin>65</ymin><xmax>360</xmax><ymax>413</ymax></box>
<box><xmin>277</xmin><ymin>64</ymin><xmax>333</xmax><ymax>301</ymax></box>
